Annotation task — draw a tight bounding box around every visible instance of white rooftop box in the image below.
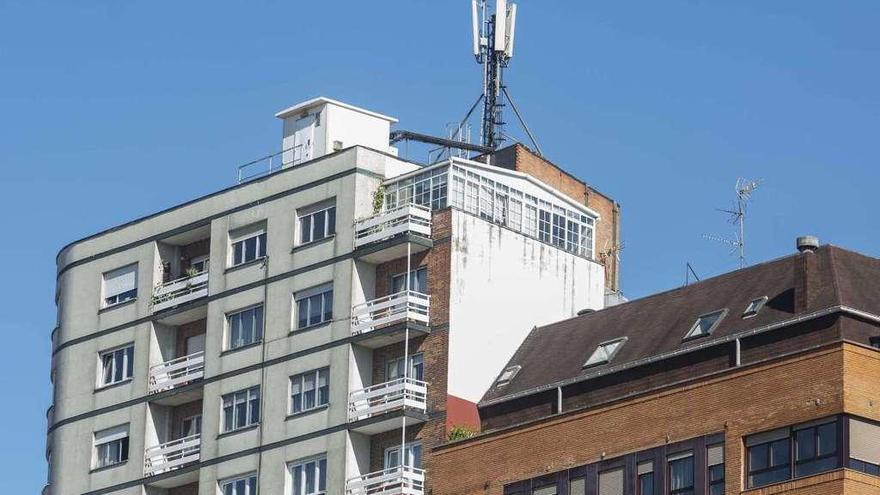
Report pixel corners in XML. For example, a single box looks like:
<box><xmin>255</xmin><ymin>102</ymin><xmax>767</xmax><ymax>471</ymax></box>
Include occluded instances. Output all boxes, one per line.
<box><xmin>275</xmin><ymin>97</ymin><xmax>398</xmax><ymax>167</ymax></box>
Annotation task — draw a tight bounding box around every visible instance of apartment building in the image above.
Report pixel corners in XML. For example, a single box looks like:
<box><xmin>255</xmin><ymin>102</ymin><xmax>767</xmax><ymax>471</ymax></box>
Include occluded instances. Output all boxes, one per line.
<box><xmin>46</xmin><ymin>97</ymin><xmax>620</xmax><ymax>495</ymax></box>
<box><xmin>430</xmin><ymin>239</ymin><xmax>880</xmax><ymax>495</ymax></box>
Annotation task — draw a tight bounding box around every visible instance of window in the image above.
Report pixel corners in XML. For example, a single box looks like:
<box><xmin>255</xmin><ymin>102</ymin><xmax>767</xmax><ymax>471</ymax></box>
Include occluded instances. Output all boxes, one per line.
<box><xmin>386</xmin><ymin>353</ymin><xmax>424</xmax><ymax>381</ymax></box>
<box><xmin>102</xmin><ymin>264</ymin><xmax>137</xmax><ymax>307</ymax></box>
<box><xmin>743</xmin><ymin>296</ymin><xmax>768</xmax><ymax>318</ymax></box>
<box><xmin>295</xmin><ymin>284</ymin><xmax>333</xmax><ymax>329</ymax></box>
<box><xmin>684</xmin><ymin>309</ymin><xmax>727</xmax><ymax>340</ymax></box>
<box><xmin>850</xmin><ymin>418</ymin><xmax>880</xmax><ymax>476</ymax></box>
<box><xmin>290</xmin><ymin>368</ymin><xmax>329</xmax><ymax>414</ymax></box>
<box><xmin>99</xmin><ymin>344</ymin><xmax>134</xmax><ymax>387</ymax></box>
<box><xmin>583</xmin><ymin>337</ymin><xmax>627</xmax><ymax>368</ymax></box>
<box><xmin>569</xmin><ymin>477</ymin><xmax>586</xmax><ymax>495</ymax></box>
<box><xmin>391</xmin><ymin>267</ymin><xmax>427</xmax><ymax>294</ymax></box>
<box><xmin>93</xmin><ymin>425</ymin><xmax>129</xmax><ymax>469</ymax></box>
<box><xmin>496</xmin><ymin>365</ymin><xmax>521</xmax><ymax>387</ymax></box>
<box><xmin>227</xmin><ymin>305</ymin><xmax>264</xmax><ymax>350</ymax></box>
<box><xmin>290</xmin><ymin>456</ymin><xmax>326</xmax><ymax>495</ymax></box>
<box><xmin>746</xmin><ymin>428</ymin><xmax>792</xmax><ymax>487</ymax></box>
<box><xmin>231</xmin><ymin>229</ymin><xmax>267</xmax><ymax>267</ymax></box>
<box><xmin>221</xmin><ymin>474</ymin><xmax>257</xmax><ymax>495</ymax></box>
<box><xmin>385</xmin><ymin>441</ymin><xmax>422</xmax><ymax>469</ymax></box>
<box><xmin>189</xmin><ymin>255</ymin><xmax>209</xmax><ymax>274</ymax></box>
<box><xmin>298</xmin><ymin>203</ymin><xmax>336</xmax><ymax>245</ymax></box>
<box><xmin>222</xmin><ymin>387</ymin><xmax>260</xmax><ymax>432</ymax></box>
<box><xmin>637</xmin><ymin>461</ymin><xmax>654</xmax><ymax>495</ymax></box>
<box><xmin>707</xmin><ymin>444</ymin><xmax>724</xmax><ymax>495</ymax></box>
<box><xmin>668</xmin><ymin>452</ymin><xmax>694</xmax><ymax>495</ymax></box>
<box><xmin>794</xmin><ymin>420</ymin><xmax>838</xmax><ymax>477</ymax></box>
<box><xmin>597</xmin><ymin>467</ymin><xmax>623</xmax><ymax>495</ymax></box>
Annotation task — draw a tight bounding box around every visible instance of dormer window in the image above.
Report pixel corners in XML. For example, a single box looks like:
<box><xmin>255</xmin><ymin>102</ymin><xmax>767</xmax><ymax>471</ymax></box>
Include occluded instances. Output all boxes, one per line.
<box><xmin>583</xmin><ymin>337</ymin><xmax>627</xmax><ymax>368</ymax></box>
<box><xmin>496</xmin><ymin>365</ymin><xmax>521</xmax><ymax>387</ymax></box>
<box><xmin>743</xmin><ymin>296</ymin><xmax>768</xmax><ymax>319</ymax></box>
<box><xmin>684</xmin><ymin>309</ymin><xmax>727</xmax><ymax>340</ymax></box>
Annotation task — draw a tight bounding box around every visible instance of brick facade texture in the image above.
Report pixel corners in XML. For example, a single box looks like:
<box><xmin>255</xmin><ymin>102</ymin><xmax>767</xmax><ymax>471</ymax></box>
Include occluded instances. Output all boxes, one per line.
<box><xmin>491</xmin><ymin>144</ymin><xmax>621</xmax><ymax>291</ymax></box>
<box><xmin>430</xmin><ymin>342</ymin><xmax>880</xmax><ymax>495</ymax></box>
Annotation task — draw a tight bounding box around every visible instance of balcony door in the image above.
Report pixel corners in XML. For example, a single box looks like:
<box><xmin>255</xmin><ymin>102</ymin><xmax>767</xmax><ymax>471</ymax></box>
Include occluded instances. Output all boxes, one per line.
<box><xmin>384</xmin><ymin>441</ymin><xmax>422</xmax><ymax>470</ymax></box>
<box><xmin>292</xmin><ymin>114</ymin><xmax>316</xmax><ymax>165</ymax></box>
<box><xmin>186</xmin><ymin>333</ymin><xmax>205</xmax><ymax>355</ymax></box>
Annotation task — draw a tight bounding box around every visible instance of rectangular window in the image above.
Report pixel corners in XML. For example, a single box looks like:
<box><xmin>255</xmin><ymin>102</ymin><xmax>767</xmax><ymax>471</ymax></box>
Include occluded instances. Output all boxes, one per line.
<box><xmin>794</xmin><ymin>421</ymin><xmax>838</xmax><ymax>477</ymax></box>
<box><xmin>386</xmin><ymin>353</ymin><xmax>424</xmax><ymax>381</ymax></box>
<box><xmin>227</xmin><ymin>305</ymin><xmax>264</xmax><ymax>350</ymax></box>
<box><xmin>508</xmin><ymin>197</ymin><xmax>523</xmax><ymax>231</ymax></box>
<box><xmin>222</xmin><ymin>386</ymin><xmax>260</xmax><ymax>432</ymax></box>
<box><xmin>295</xmin><ymin>284</ymin><xmax>333</xmax><ymax>330</ymax></box>
<box><xmin>93</xmin><ymin>425</ymin><xmax>129</xmax><ymax>469</ymax></box>
<box><xmin>290</xmin><ymin>456</ymin><xmax>327</xmax><ymax>495</ymax></box>
<box><xmin>746</xmin><ymin>428</ymin><xmax>792</xmax><ymax>488</ymax></box>
<box><xmin>299</xmin><ymin>204</ymin><xmax>336</xmax><ymax>245</ymax></box>
<box><xmin>523</xmin><ymin>204</ymin><xmax>538</xmax><ymax>238</ymax></box>
<box><xmin>189</xmin><ymin>255</ymin><xmax>209</xmax><ymax>274</ymax></box>
<box><xmin>707</xmin><ymin>444</ymin><xmax>724</xmax><ymax>495</ymax></box>
<box><xmin>99</xmin><ymin>344</ymin><xmax>134</xmax><ymax>387</ymax></box>
<box><xmin>231</xmin><ymin>230</ymin><xmax>267</xmax><ymax>266</ymax></box>
<box><xmin>391</xmin><ymin>267</ymin><xmax>427</xmax><ymax>294</ymax></box>
<box><xmin>850</xmin><ymin>417</ymin><xmax>880</xmax><ymax>476</ymax></box>
<box><xmin>637</xmin><ymin>461</ymin><xmax>654</xmax><ymax>495</ymax></box>
<box><xmin>465</xmin><ymin>181</ymin><xmax>479</xmax><ymax>214</ymax></box>
<box><xmin>385</xmin><ymin>441</ymin><xmax>422</xmax><ymax>469</ymax></box>
<box><xmin>102</xmin><ymin>264</ymin><xmax>137</xmax><ymax>307</ymax></box>
<box><xmin>479</xmin><ymin>185</ymin><xmax>495</xmax><ymax>221</ymax></box>
<box><xmin>451</xmin><ymin>176</ymin><xmax>466</xmax><ymax>210</ymax></box>
<box><xmin>597</xmin><ymin>467</ymin><xmax>623</xmax><ymax>495</ymax></box>
<box><xmin>290</xmin><ymin>368</ymin><xmax>330</xmax><ymax>414</ymax></box>
<box><xmin>221</xmin><ymin>474</ymin><xmax>257</xmax><ymax>495</ymax></box>
<box><xmin>668</xmin><ymin>452</ymin><xmax>694</xmax><ymax>495</ymax></box>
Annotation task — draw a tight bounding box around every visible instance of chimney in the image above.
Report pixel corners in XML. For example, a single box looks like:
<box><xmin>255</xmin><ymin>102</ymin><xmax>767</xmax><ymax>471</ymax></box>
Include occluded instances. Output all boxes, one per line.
<box><xmin>794</xmin><ymin>236</ymin><xmax>819</xmax><ymax>312</ymax></box>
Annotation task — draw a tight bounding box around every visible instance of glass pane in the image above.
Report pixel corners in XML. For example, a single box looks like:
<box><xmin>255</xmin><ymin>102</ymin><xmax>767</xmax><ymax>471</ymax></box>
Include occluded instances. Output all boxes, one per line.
<box><xmin>114</xmin><ymin>350</ymin><xmax>124</xmax><ymax>382</ymax></box>
<box><xmin>323</xmin><ymin>291</ymin><xmax>333</xmax><ymax>322</ymax></box>
<box><xmin>771</xmin><ymin>439</ymin><xmax>791</xmax><ymax>467</ymax></box>
<box><xmin>241</xmin><ymin>310</ymin><xmax>254</xmax><ymax>345</ymax></box>
<box><xmin>318</xmin><ymin>458</ymin><xmax>327</xmax><ymax>491</ymax></box>
<box><xmin>308</xmin><ymin>294</ymin><xmax>321</xmax><ymax>325</ymax></box>
<box><xmin>244</xmin><ymin>236</ymin><xmax>256</xmax><ymax>261</ymax></box>
<box><xmin>749</xmin><ymin>444</ymin><xmax>769</xmax><ymax>471</ymax></box>
<box><xmin>249</xmin><ymin>389</ymin><xmax>260</xmax><ymax>423</ymax></box>
<box><xmin>293</xmin><ymin>465</ymin><xmax>302</xmax><ymax>495</ymax></box>
<box><xmin>303</xmin><ymin>373</ymin><xmax>316</xmax><ymax>409</ymax></box>
<box><xmin>818</xmin><ymin>423</ymin><xmax>837</xmax><ymax>456</ymax></box>
<box><xmin>235</xmin><ymin>400</ymin><xmax>247</xmax><ymax>428</ymax></box>
<box><xmin>318</xmin><ymin>369</ymin><xmax>329</xmax><ymax>405</ymax></box>
<box><xmin>796</xmin><ymin>428</ymin><xmax>816</xmax><ymax>461</ymax></box>
<box><xmin>257</xmin><ymin>233</ymin><xmax>266</xmax><ymax>257</ymax></box>
<box><xmin>125</xmin><ymin>346</ymin><xmax>133</xmax><ymax>379</ymax></box>
<box><xmin>254</xmin><ymin>306</ymin><xmax>263</xmax><ymax>341</ymax></box>
<box><xmin>638</xmin><ymin>473</ymin><xmax>654</xmax><ymax>495</ymax></box>
<box><xmin>300</xmin><ymin>215</ymin><xmax>312</xmax><ymax>244</ymax></box>
<box><xmin>305</xmin><ymin>461</ymin><xmax>315</xmax><ymax>493</ymax></box>
<box><xmin>230</xmin><ymin>314</ymin><xmax>242</xmax><ymax>348</ymax></box>
<box><xmin>327</xmin><ymin>207</ymin><xmax>336</xmax><ymax>236</ymax></box>
<box><xmin>669</xmin><ymin>456</ymin><xmax>694</xmax><ymax>491</ymax></box>
<box><xmin>298</xmin><ymin>299</ymin><xmax>309</xmax><ymax>329</ymax></box>
<box><xmin>313</xmin><ymin>210</ymin><xmax>326</xmax><ymax>241</ymax></box>
<box><xmin>102</xmin><ymin>353</ymin><xmax>114</xmax><ymax>384</ymax></box>
<box><xmin>234</xmin><ymin>241</ymin><xmax>243</xmax><ymax>265</ymax></box>
<box><xmin>223</xmin><ymin>402</ymin><xmax>234</xmax><ymax>431</ymax></box>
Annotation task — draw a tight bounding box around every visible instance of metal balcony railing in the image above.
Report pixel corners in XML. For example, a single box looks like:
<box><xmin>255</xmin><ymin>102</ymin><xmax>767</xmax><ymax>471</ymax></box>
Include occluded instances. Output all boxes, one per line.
<box><xmin>345</xmin><ymin>466</ymin><xmax>425</xmax><ymax>495</ymax></box>
<box><xmin>152</xmin><ymin>271</ymin><xmax>209</xmax><ymax>312</ymax></box>
<box><xmin>148</xmin><ymin>351</ymin><xmax>205</xmax><ymax>394</ymax></box>
<box><xmin>351</xmin><ymin>290</ymin><xmax>430</xmax><ymax>335</ymax></box>
<box><xmin>348</xmin><ymin>377</ymin><xmax>428</xmax><ymax>422</ymax></box>
<box><xmin>143</xmin><ymin>433</ymin><xmax>200</xmax><ymax>477</ymax></box>
<box><xmin>354</xmin><ymin>204</ymin><xmax>432</xmax><ymax>248</ymax></box>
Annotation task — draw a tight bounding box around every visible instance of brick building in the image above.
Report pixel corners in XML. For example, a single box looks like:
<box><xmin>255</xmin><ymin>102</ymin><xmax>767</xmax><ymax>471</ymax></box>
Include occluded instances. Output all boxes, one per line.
<box><xmin>431</xmin><ymin>240</ymin><xmax>880</xmax><ymax>495</ymax></box>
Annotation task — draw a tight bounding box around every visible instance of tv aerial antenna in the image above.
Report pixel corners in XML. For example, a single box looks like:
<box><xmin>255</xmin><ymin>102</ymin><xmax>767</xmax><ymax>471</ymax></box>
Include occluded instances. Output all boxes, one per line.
<box><xmin>466</xmin><ymin>0</ymin><xmax>542</xmax><ymax>154</ymax></box>
<box><xmin>704</xmin><ymin>178</ymin><xmax>761</xmax><ymax>269</ymax></box>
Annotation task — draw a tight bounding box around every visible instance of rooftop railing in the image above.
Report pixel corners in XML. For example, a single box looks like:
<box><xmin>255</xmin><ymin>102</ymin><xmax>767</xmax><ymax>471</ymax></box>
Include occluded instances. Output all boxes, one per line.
<box><xmin>148</xmin><ymin>351</ymin><xmax>205</xmax><ymax>394</ymax></box>
<box><xmin>152</xmin><ymin>271</ymin><xmax>209</xmax><ymax>313</ymax></box>
<box><xmin>354</xmin><ymin>204</ymin><xmax>432</xmax><ymax>248</ymax></box>
<box><xmin>143</xmin><ymin>433</ymin><xmax>200</xmax><ymax>477</ymax></box>
<box><xmin>351</xmin><ymin>290</ymin><xmax>430</xmax><ymax>336</ymax></box>
<box><xmin>345</xmin><ymin>465</ymin><xmax>425</xmax><ymax>495</ymax></box>
<box><xmin>348</xmin><ymin>377</ymin><xmax>428</xmax><ymax>423</ymax></box>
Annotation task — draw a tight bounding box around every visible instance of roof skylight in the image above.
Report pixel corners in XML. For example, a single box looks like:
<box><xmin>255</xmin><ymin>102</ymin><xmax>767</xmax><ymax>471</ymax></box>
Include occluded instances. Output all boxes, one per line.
<box><xmin>583</xmin><ymin>337</ymin><xmax>628</xmax><ymax>368</ymax></box>
<box><xmin>495</xmin><ymin>365</ymin><xmax>521</xmax><ymax>387</ymax></box>
<box><xmin>684</xmin><ymin>309</ymin><xmax>727</xmax><ymax>340</ymax></box>
<box><xmin>743</xmin><ymin>296</ymin><xmax>768</xmax><ymax>319</ymax></box>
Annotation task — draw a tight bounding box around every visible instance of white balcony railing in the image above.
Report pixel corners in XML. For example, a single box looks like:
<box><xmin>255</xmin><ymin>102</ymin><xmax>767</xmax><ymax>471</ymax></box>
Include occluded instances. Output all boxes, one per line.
<box><xmin>345</xmin><ymin>466</ymin><xmax>425</xmax><ymax>495</ymax></box>
<box><xmin>351</xmin><ymin>290</ymin><xmax>430</xmax><ymax>335</ymax></box>
<box><xmin>152</xmin><ymin>271</ymin><xmax>209</xmax><ymax>312</ymax></box>
<box><xmin>348</xmin><ymin>377</ymin><xmax>428</xmax><ymax>422</ymax></box>
<box><xmin>148</xmin><ymin>351</ymin><xmax>205</xmax><ymax>394</ymax></box>
<box><xmin>354</xmin><ymin>204</ymin><xmax>432</xmax><ymax>248</ymax></box>
<box><xmin>143</xmin><ymin>433</ymin><xmax>200</xmax><ymax>477</ymax></box>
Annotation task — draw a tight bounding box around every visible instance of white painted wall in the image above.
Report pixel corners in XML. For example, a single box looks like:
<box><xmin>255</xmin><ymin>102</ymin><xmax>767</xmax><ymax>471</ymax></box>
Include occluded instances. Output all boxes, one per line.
<box><xmin>447</xmin><ymin>210</ymin><xmax>605</xmax><ymax>403</ymax></box>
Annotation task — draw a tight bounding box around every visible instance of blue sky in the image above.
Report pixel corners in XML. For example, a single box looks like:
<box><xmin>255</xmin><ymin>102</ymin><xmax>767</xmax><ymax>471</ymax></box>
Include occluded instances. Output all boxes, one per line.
<box><xmin>2</xmin><ymin>1</ymin><xmax>878</xmax><ymax>491</ymax></box>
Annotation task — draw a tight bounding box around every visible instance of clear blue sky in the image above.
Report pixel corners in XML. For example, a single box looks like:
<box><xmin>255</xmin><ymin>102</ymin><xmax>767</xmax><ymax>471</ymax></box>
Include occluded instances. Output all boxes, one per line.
<box><xmin>2</xmin><ymin>1</ymin><xmax>878</xmax><ymax>491</ymax></box>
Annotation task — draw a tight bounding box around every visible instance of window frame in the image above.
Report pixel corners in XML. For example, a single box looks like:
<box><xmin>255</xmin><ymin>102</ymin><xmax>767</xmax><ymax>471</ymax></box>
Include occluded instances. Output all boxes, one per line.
<box><xmin>390</xmin><ymin>266</ymin><xmax>428</xmax><ymax>294</ymax></box>
<box><xmin>230</xmin><ymin>229</ymin><xmax>267</xmax><ymax>267</ymax></box>
<box><xmin>293</xmin><ymin>284</ymin><xmax>334</xmax><ymax>330</ymax></box>
<box><xmin>289</xmin><ymin>368</ymin><xmax>330</xmax><ymax>415</ymax></box>
<box><xmin>93</xmin><ymin>424</ymin><xmax>129</xmax><ymax>470</ymax></box>
<box><xmin>496</xmin><ymin>365</ymin><xmax>521</xmax><ymax>387</ymax></box>
<box><xmin>97</xmin><ymin>343</ymin><xmax>134</xmax><ymax>388</ymax></box>
<box><xmin>101</xmin><ymin>263</ymin><xmax>138</xmax><ymax>308</ymax></box>
<box><xmin>384</xmin><ymin>440</ymin><xmax>423</xmax><ymax>470</ymax></box>
<box><xmin>297</xmin><ymin>202</ymin><xmax>337</xmax><ymax>246</ymax></box>
<box><xmin>743</xmin><ymin>296</ymin><xmax>769</xmax><ymax>318</ymax></box>
<box><xmin>221</xmin><ymin>386</ymin><xmax>261</xmax><ymax>433</ymax></box>
<box><xmin>583</xmin><ymin>337</ymin><xmax>627</xmax><ymax>368</ymax></box>
<box><xmin>226</xmin><ymin>304</ymin><xmax>264</xmax><ymax>350</ymax></box>
<box><xmin>667</xmin><ymin>451</ymin><xmax>695</xmax><ymax>495</ymax></box>
<box><xmin>706</xmin><ymin>443</ymin><xmax>725</xmax><ymax>495</ymax></box>
<box><xmin>683</xmin><ymin>309</ymin><xmax>728</xmax><ymax>341</ymax></box>
<box><xmin>386</xmin><ymin>353</ymin><xmax>424</xmax><ymax>382</ymax></box>
<box><xmin>289</xmin><ymin>455</ymin><xmax>327</xmax><ymax>495</ymax></box>
<box><xmin>220</xmin><ymin>473</ymin><xmax>258</xmax><ymax>495</ymax></box>
<box><xmin>793</xmin><ymin>420</ymin><xmax>838</xmax><ymax>478</ymax></box>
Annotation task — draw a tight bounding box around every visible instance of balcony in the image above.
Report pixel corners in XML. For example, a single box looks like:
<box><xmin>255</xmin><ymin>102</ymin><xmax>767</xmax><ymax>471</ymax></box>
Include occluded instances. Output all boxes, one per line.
<box><xmin>345</xmin><ymin>466</ymin><xmax>425</xmax><ymax>495</ymax></box>
<box><xmin>149</xmin><ymin>351</ymin><xmax>205</xmax><ymax>395</ymax></box>
<box><xmin>353</xmin><ymin>204</ymin><xmax>432</xmax><ymax>263</ymax></box>
<box><xmin>348</xmin><ymin>377</ymin><xmax>428</xmax><ymax>434</ymax></box>
<box><xmin>152</xmin><ymin>272</ymin><xmax>209</xmax><ymax>313</ymax></box>
<box><xmin>144</xmin><ymin>434</ymin><xmax>200</xmax><ymax>477</ymax></box>
<box><xmin>351</xmin><ymin>291</ymin><xmax>430</xmax><ymax>347</ymax></box>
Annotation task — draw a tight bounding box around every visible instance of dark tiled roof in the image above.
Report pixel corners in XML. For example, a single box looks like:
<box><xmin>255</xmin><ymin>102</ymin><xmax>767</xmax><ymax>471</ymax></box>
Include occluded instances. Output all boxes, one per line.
<box><xmin>481</xmin><ymin>245</ymin><xmax>880</xmax><ymax>405</ymax></box>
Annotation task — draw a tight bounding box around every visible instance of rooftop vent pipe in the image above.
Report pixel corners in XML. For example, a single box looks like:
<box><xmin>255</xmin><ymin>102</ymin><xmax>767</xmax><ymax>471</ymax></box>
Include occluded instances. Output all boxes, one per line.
<box><xmin>796</xmin><ymin>236</ymin><xmax>819</xmax><ymax>254</ymax></box>
<box><xmin>577</xmin><ymin>308</ymin><xmax>596</xmax><ymax>316</ymax></box>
